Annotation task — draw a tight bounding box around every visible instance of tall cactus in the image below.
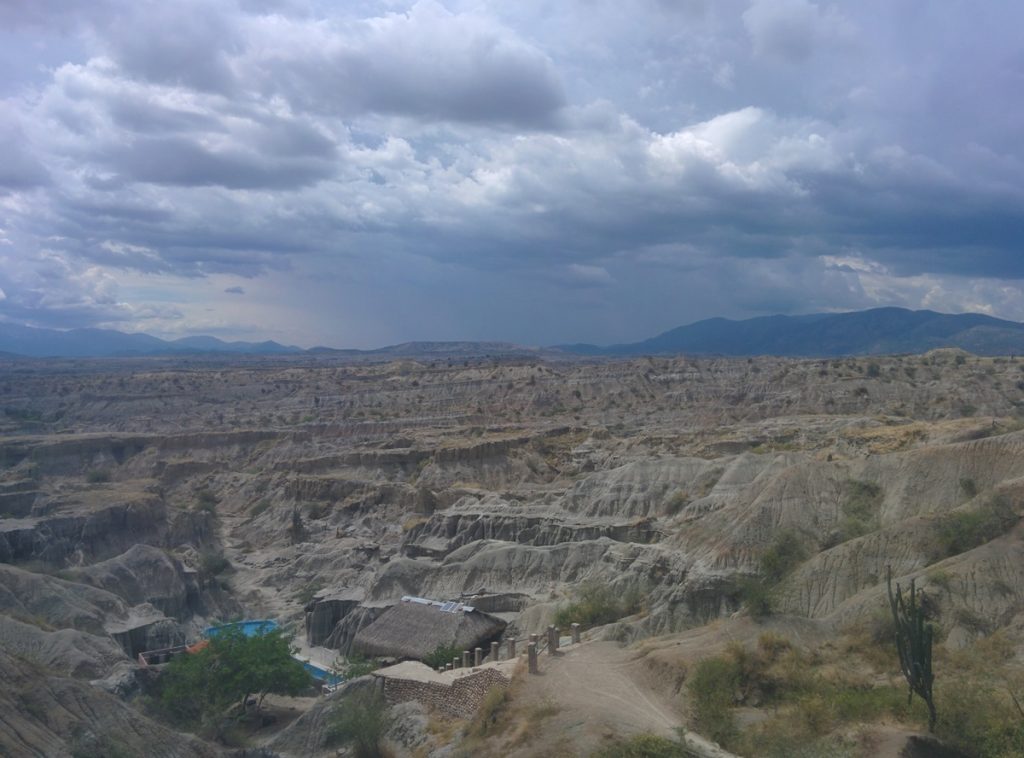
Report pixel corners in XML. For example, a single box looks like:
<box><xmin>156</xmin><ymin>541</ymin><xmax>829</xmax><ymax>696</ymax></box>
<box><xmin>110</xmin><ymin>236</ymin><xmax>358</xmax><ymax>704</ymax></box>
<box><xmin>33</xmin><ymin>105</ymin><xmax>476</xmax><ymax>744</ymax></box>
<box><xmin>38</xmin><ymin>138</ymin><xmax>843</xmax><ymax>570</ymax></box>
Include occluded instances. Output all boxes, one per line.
<box><xmin>887</xmin><ymin>566</ymin><xmax>937</xmax><ymax>731</ymax></box>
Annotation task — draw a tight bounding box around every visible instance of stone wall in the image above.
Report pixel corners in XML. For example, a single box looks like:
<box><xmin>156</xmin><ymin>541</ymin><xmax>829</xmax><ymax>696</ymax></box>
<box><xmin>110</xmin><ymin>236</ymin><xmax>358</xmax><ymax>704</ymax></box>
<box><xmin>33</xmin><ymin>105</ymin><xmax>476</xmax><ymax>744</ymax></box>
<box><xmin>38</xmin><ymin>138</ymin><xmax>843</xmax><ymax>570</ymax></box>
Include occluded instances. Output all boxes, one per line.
<box><xmin>380</xmin><ymin>667</ymin><xmax>510</xmax><ymax>719</ymax></box>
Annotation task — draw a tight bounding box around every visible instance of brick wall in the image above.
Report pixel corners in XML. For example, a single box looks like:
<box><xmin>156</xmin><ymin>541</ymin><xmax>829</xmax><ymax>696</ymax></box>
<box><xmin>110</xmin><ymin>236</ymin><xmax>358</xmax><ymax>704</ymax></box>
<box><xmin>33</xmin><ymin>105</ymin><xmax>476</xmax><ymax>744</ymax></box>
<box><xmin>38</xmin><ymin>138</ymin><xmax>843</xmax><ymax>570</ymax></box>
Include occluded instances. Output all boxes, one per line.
<box><xmin>380</xmin><ymin>667</ymin><xmax>510</xmax><ymax>719</ymax></box>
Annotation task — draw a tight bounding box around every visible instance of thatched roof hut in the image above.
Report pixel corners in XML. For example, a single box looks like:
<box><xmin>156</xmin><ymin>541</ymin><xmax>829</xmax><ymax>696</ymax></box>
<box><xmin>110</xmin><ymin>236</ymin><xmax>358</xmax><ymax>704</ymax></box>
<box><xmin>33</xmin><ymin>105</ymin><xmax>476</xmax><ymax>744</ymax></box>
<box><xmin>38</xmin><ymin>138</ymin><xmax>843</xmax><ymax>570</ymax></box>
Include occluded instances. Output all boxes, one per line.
<box><xmin>352</xmin><ymin>597</ymin><xmax>506</xmax><ymax>661</ymax></box>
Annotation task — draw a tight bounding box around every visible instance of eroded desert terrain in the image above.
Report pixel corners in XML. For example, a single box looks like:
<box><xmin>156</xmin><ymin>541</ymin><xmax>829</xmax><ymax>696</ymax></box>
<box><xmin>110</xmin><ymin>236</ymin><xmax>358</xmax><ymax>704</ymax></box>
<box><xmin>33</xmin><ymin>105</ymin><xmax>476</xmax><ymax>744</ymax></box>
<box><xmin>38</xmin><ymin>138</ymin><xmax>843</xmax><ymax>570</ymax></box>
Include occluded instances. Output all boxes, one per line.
<box><xmin>2</xmin><ymin>350</ymin><xmax>1023</xmax><ymax>757</ymax></box>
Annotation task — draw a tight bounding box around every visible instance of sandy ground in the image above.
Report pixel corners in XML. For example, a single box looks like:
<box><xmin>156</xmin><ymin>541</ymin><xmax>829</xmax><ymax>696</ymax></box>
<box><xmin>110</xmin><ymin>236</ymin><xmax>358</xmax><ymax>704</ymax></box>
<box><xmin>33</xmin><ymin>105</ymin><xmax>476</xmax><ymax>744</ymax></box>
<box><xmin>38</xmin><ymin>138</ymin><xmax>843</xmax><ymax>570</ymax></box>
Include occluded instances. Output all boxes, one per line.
<box><xmin>498</xmin><ymin>639</ymin><xmax>685</xmax><ymax>757</ymax></box>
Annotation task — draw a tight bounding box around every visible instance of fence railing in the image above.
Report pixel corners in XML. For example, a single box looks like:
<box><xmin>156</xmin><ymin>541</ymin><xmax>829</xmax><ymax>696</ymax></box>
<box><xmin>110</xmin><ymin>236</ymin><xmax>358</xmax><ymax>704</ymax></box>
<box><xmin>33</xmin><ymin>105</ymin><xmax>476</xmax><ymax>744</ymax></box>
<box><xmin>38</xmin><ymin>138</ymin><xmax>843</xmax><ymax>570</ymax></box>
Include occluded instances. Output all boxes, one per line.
<box><xmin>433</xmin><ymin>623</ymin><xmax>582</xmax><ymax>675</ymax></box>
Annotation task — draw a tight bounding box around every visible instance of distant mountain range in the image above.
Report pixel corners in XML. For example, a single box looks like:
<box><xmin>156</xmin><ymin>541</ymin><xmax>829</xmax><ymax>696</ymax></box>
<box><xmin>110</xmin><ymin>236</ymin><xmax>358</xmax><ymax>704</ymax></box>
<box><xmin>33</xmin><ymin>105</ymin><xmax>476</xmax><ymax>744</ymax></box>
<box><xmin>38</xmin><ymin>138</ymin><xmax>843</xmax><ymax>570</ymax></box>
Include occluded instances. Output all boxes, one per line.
<box><xmin>557</xmin><ymin>307</ymin><xmax>1024</xmax><ymax>357</ymax></box>
<box><xmin>4</xmin><ymin>307</ymin><xmax>1024</xmax><ymax>360</ymax></box>
<box><xmin>0</xmin><ymin>323</ymin><xmax>302</xmax><ymax>358</ymax></box>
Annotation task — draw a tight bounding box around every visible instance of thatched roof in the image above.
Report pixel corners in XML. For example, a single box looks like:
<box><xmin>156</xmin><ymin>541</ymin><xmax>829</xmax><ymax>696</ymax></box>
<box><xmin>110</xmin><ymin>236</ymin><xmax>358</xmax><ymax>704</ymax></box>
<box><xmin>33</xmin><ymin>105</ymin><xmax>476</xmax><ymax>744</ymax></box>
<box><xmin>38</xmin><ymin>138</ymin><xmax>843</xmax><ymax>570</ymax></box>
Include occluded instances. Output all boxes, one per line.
<box><xmin>352</xmin><ymin>598</ymin><xmax>506</xmax><ymax>661</ymax></box>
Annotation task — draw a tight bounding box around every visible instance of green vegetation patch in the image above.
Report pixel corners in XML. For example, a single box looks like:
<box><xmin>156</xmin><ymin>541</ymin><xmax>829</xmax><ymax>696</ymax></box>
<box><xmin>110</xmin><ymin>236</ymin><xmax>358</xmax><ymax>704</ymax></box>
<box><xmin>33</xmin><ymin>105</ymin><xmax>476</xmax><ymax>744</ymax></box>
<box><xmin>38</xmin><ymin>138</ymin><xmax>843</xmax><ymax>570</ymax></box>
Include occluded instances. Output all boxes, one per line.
<box><xmin>929</xmin><ymin>494</ymin><xmax>1019</xmax><ymax>561</ymax></box>
<box><xmin>553</xmin><ymin>581</ymin><xmax>644</xmax><ymax>630</ymax></box>
<box><xmin>421</xmin><ymin>643</ymin><xmax>464</xmax><ymax>670</ymax></box>
<box><xmin>687</xmin><ymin>634</ymin><xmax>930</xmax><ymax>756</ymax></box>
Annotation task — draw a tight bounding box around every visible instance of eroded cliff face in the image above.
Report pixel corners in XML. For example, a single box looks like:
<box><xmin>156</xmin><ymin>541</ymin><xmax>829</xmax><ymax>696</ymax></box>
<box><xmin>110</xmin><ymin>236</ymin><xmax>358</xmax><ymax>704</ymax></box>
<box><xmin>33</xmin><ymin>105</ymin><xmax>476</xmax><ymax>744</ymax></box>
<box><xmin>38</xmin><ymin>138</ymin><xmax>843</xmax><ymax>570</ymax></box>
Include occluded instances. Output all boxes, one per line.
<box><xmin>2</xmin><ymin>351</ymin><xmax>1024</xmax><ymax>755</ymax></box>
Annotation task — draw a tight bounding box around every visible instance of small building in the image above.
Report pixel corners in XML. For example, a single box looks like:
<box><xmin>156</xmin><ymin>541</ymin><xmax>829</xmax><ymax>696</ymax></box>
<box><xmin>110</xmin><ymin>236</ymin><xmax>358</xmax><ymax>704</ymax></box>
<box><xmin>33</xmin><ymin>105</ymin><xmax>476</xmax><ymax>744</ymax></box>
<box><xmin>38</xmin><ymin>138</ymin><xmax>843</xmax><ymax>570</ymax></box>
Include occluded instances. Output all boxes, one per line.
<box><xmin>352</xmin><ymin>596</ymin><xmax>506</xmax><ymax>661</ymax></box>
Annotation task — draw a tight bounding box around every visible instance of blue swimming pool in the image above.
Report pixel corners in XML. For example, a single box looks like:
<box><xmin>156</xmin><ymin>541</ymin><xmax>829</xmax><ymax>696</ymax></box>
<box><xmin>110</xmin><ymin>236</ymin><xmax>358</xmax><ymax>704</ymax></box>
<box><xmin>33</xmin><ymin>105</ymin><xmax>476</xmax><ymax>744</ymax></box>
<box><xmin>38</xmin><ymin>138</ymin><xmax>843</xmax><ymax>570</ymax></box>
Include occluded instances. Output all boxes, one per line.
<box><xmin>204</xmin><ymin>619</ymin><xmax>279</xmax><ymax>639</ymax></box>
<box><xmin>301</xmin><ymin>660</ymin><xmax>344</xmax><ymax>686</ymax></box>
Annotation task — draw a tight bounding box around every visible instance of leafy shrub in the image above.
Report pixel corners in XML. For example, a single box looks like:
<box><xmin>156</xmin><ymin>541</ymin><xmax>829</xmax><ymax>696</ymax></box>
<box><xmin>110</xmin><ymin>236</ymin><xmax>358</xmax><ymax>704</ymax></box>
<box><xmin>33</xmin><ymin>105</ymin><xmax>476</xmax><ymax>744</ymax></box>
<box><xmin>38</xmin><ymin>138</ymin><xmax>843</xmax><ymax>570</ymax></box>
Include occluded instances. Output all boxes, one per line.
<box><xmin>85</xmin><ymin>469</ymin><xmax>111</xmax><ymax>484</ymax></box>
<box><xmin>687</xmin><ymin>657</ymin><xmax>739</xmax><ymax>746</ymax></box>
<box><xmin>926</xmin><ymin>570</ymin><xmax>953</xmax><ymax>592</ymax></box>
<box><xmin>195</xmin><ymin>489</ymin><xmax>219</xmax><ymax>512</ymax></box>
<box><xmin>326</xmin><ymin>689</ymin><xmax>393</xmax><ymax>758</ymax></box>
<box><xmin>199</xmin><ymin>550</ymin><xmax>230</xmax><ymax>577</ymax></box>
<box><xmin>737</xmin><ymin>576</ymin><xmax>774</xmax><ymax>618</ymax></box>
<box><xmin>342</xmin><ymin>653</ymin><xmax>379</xmax><ymax>679</ymax></box>
<box><xmin>960</xmin><ymin>477</ymin><xmax>978</xmax><ymax>498</ymax></box>
<box><xmin>834</xmin><ymin>480</ymin><xmax>883</xmax><ymax>543</ymax></box>
<box><xmin>421</xmin><ymin>644</ymin><xmax>463</xmax><ymax>670</ymax></box>
<box><xmin>930</xmin><ymin>495</ymin><xmax>1019</xmax><ymax>560</ymax></box>
<box><xmin>306</xmin><ymin>501</ymin><xmax>329</xmax><ymax>520</ymax></box>
<box><xmin>760</xmin><ymin>530</ymin><xmax>808</xmax><ymax>583</ymax></box>
<box><xmin>553</xmin><ymin>581</ymin><xmax>643</xmax><ymax>630</ymax></box>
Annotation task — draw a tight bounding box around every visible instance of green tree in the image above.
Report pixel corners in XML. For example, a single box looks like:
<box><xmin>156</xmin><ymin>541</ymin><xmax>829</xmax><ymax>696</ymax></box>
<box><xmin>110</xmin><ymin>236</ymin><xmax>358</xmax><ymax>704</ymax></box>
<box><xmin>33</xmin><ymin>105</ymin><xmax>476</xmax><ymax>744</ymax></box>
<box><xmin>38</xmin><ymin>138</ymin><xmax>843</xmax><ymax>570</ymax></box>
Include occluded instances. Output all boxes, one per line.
<box><xmin>159</xmin><ymin>627</ymin><xmax>311</xmax><ymax>734</ymax></box>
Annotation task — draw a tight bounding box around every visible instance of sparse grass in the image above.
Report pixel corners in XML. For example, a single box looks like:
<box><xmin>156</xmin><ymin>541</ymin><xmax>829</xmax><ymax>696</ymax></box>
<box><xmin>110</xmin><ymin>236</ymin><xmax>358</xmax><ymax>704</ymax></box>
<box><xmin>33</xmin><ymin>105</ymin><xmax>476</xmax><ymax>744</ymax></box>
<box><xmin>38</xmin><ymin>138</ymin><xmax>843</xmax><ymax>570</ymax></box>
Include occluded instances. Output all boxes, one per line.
<box><xmin>593</xmin><ymin>733</ymin><xmax>688</xmax><ymax>757</ymax></box>
<box><xmin>402</xmin><ymin>515</ymin><xmax>429</xmax><ymax>532</ymax></box>
<box><xmin>527</xmin><ymin>697</ymin><xmax>560</xmax><ymax>721</ymax></box>
<box><xmin>466</xmin><ymin>686</ymin><xmax>509</xmax><ymax>739</ymax></box>
<box><xmin>934</xmin><ymin>679</ymin><xmax>1024</xmax><ymax>758</ymax></box>
<box><xmin>326</xmin><ymin>689</ymin><xmax>393</xmax><ymax>758</ymax></box>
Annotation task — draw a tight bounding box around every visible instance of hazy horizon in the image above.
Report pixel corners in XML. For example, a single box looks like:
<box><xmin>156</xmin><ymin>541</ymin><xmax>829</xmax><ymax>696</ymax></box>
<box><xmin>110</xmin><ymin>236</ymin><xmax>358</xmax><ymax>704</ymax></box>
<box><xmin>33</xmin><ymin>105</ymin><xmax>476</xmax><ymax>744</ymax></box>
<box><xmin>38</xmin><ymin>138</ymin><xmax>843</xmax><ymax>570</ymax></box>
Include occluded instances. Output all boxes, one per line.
<box><xmin>2</xmin><ymin>1</ymin><xmax>1022</xmax><ymax>349</ymax></box>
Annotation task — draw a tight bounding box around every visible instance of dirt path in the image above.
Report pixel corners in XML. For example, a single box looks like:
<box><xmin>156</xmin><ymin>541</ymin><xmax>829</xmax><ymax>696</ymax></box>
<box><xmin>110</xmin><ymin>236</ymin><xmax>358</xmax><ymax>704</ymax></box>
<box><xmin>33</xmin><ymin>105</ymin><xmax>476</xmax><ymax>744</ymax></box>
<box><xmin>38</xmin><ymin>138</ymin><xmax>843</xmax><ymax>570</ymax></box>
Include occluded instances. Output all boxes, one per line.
<box><xmin>502</xmin><ymin>639</ymin><xmax>684</xmax><ymax>757</ymax></box>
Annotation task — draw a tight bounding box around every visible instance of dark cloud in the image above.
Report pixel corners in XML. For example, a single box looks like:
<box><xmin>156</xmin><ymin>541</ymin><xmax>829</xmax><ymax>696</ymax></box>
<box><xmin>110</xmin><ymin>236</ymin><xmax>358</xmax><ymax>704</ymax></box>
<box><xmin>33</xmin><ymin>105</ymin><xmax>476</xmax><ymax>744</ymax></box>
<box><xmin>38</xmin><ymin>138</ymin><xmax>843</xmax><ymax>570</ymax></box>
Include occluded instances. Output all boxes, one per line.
<box><xmin>99</xmin><ymin>135</ymin><xmax>336</xmax><ymax>189</ymax></box>
<box><xmin>0</xmin><ymin>110</ymin><xmax>50</xmax><ymax>189</ymax></box>
<box><xmin>1</xmin><ymin>0</ymin><xmax>1023</xmax><ymax>344</ymax></box>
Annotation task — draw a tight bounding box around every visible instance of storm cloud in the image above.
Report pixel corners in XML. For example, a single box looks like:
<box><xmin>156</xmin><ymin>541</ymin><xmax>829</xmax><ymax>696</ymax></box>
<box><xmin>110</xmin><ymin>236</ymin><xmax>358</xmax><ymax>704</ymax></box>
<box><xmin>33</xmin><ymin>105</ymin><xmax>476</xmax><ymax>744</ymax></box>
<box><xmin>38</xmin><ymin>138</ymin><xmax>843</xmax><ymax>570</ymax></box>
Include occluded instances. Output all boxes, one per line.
<box><xmin>1</xmin><ymin>0</ymin><xmax>1022</xmax><ymax>346</ymax></box>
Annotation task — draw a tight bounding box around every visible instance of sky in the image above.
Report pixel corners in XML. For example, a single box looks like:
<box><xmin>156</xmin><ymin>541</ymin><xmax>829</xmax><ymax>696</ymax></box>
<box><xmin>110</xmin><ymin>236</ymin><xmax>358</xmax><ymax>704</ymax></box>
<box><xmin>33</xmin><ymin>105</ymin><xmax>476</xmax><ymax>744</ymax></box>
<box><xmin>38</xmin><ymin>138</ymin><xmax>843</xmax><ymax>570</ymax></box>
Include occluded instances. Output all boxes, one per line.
<box><xmin>0</xmin><ymin>0</ymin><xmax>1022</xmax><ymax>348</ymax></box>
